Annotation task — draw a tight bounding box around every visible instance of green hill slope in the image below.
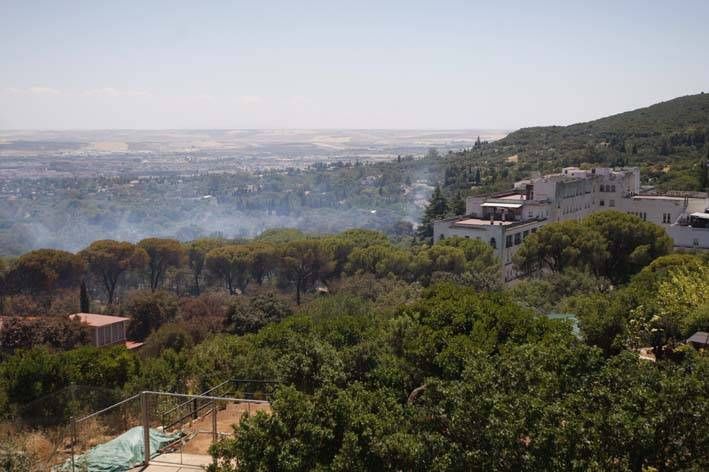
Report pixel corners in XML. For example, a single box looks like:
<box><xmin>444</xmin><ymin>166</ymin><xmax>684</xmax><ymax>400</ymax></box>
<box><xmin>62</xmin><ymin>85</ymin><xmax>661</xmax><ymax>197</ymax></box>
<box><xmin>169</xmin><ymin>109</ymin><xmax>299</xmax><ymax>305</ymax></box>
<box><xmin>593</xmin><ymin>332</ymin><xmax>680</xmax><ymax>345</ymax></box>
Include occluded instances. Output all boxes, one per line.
<box><xmin>498</xmin><ymin>93</ymin><xmax>709</xmax><ymax>190</ymax></box>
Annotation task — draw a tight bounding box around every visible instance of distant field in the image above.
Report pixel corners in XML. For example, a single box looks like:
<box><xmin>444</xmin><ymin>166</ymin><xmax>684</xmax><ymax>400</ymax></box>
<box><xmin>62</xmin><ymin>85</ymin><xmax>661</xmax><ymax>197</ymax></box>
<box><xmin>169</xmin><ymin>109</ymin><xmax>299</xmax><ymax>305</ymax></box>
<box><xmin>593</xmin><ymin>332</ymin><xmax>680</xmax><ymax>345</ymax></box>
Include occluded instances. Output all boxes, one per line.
<box><xmin>0</xmin><ymin>129</ymin><xmax>507</xmax><ymax>179</ymax></box>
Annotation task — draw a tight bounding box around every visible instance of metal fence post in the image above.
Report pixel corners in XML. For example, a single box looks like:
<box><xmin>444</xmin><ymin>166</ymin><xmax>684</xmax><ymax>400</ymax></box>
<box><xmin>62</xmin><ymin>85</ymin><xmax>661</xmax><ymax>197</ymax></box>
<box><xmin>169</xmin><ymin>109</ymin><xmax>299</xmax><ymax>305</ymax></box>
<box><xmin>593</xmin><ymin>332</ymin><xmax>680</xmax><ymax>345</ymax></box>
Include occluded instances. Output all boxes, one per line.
<box><xmin>212</xmin><ymin>403</ymin><xmax>218</xmax><ymax>443</ymax></box>
<box><xmin>141</xmin><ymin>392</ymin><xmax>150</xmax><ymax>466</ymax></box>
<box><xmin>70</xmin><ymin>416</ymin><xmax>76</xmax><ymax>472</ymax></box>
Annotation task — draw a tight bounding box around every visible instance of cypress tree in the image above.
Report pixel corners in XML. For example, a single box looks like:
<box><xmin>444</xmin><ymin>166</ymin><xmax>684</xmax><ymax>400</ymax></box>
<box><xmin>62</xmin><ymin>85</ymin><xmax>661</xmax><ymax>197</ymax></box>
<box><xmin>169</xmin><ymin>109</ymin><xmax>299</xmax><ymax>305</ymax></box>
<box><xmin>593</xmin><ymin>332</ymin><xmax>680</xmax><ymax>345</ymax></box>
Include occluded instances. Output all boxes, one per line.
<box><xmin>449</xmin><ymin>192</ymin><xmax>466</xmax><ymax>216</ymax></box>
<box><xmin>699</xmin><ymin>151</ymin><xmax>709</xmax><ymax>190</ymax></box>
<box><xmin>417</xmin><ymin>186</ymin><xmax>449</xmax><ymax>242</ymax></box>
<box><xmin>80</xmin><ymin>280</ymin><xmax>90</xmax><ymax>313</ymax></box>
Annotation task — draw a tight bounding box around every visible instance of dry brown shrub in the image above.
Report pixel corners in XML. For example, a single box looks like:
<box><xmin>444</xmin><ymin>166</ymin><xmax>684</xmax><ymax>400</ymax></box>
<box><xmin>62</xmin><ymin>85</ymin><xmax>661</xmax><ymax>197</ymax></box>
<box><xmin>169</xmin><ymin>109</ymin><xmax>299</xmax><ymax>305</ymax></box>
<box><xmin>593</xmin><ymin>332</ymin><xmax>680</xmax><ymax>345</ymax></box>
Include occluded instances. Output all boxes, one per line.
<box><xmin>47</xmin><ymin>290</ymin><xmax>80</xmax><ymax>316</ymax></box>
<box><xmin>22</xmin><ymin>432</ymin><xmax>56</xmax><ymax>465</ymax></box>
<box><xmin>2</xmin><ymin>294</ymin><xmax>44</xmax><ymax>316</ymax></box>
<box><xmin>74</xmin><ymin>417</ymin><xmax>112</xmax><ymax>450</ymax></box>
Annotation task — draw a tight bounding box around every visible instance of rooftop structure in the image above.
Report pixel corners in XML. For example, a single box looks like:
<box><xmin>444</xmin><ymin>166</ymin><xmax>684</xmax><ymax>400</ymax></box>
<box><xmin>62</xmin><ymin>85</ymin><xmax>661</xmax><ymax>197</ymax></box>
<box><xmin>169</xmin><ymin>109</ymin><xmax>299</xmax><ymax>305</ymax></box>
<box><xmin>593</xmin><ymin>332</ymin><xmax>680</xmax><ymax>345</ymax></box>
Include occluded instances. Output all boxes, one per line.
<box><xmin>434</xmin><ymin>166</ymin><xmax>709</xmax><ymax>282</ymax></box>
<box><xmin>687</xmin><ymin>331</ymin><xmax>709</xmax><ymax>348</ymax></box>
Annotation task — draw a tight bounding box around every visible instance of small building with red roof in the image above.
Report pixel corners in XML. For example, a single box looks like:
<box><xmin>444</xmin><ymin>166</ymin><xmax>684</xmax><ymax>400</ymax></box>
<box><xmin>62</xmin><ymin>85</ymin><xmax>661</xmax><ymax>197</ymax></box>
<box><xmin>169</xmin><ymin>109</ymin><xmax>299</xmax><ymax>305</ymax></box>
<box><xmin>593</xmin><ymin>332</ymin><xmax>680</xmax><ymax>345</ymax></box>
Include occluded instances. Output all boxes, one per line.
<box><xmin>69</xmin><ymin>313</ymin><xmax>143</xmax><ymax>349</ymax></box>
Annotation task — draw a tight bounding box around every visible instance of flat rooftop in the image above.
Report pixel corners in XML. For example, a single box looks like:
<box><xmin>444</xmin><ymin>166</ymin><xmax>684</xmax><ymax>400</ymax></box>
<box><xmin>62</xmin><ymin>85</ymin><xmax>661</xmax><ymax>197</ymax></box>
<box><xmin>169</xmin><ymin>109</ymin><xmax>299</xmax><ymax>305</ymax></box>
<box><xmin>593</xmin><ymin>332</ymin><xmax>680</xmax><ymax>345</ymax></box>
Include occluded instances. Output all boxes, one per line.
<box><xmin>71</xmin><ymin>313</ymin><xmax>130</xmax><ymax>327</ymax></box>
<box><xmin>454</xmin><ymin>218</ymin><xmax>515</xmax><ymax>227</ymax></box>
<box><xmin>498</xmin><ymin>193</ymin><xmax>527</xmax><ymax>200</ymax></box>
<box><xmin>632</xmin><ymin>195</ymin><xmax>685</xmax><ymax>201</ymax></box>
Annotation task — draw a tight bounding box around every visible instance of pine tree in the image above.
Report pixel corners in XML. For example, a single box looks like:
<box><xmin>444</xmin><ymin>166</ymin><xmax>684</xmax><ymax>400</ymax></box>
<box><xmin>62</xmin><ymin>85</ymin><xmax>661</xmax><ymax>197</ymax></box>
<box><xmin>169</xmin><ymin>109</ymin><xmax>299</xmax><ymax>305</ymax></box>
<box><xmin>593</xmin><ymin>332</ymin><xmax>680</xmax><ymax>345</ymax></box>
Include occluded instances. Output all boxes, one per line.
<box><xmin>449</xmin><ymin>192</ymin><xmax>466</xmax><ymax>216</ymax></box>
<box><xmin>80</xmin><ymin>280</ymin><xmax>90</xmax><ymax>313</ymax></box>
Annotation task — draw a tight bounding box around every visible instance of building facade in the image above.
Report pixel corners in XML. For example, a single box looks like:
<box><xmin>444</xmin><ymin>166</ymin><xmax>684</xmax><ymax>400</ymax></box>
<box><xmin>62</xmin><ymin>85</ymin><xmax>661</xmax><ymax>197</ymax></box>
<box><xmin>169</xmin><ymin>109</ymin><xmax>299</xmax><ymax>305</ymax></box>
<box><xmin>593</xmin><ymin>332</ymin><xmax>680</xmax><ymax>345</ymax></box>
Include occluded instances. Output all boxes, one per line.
<box><xmin>70</xmin><ymin>313</ymin><xmax>143</xmax><ymax>349</ymax></box>
<box><xmin>434</xmin><ymin>167</ymin><xmax>709</xmax><ymax>282</ymax></box>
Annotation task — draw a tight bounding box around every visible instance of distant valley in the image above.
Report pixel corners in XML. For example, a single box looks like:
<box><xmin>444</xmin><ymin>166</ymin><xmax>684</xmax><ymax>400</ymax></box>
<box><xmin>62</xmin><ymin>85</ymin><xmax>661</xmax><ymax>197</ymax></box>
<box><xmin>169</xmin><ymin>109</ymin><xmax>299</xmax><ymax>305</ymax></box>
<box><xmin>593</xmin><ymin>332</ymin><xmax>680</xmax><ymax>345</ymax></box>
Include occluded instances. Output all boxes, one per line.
<box><xmin>0</xmin><ymin>129</ymin><xmax>506</xmax><ymax>178</ymax></box>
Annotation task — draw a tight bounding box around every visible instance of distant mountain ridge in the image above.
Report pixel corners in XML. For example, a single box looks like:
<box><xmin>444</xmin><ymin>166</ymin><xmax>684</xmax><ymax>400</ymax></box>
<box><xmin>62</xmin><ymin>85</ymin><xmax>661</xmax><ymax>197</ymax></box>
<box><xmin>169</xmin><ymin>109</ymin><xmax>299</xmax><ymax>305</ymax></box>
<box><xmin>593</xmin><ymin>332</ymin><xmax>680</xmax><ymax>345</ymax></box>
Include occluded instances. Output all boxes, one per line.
<box><xmin>502</xmin><ymin>93</ymin><xmax>709</xmax><ymax>144</ymax></box>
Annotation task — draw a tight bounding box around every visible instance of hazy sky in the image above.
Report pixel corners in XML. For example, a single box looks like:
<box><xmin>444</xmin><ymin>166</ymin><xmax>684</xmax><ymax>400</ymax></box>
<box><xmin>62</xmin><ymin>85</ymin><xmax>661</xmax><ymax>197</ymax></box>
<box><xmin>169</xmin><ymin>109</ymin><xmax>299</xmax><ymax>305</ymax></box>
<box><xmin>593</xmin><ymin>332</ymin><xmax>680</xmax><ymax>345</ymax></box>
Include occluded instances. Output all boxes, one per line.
<box><xmin>1</xmin><ymin>0</ymin><xmax>707</xmax><ymax>130</ymax></box>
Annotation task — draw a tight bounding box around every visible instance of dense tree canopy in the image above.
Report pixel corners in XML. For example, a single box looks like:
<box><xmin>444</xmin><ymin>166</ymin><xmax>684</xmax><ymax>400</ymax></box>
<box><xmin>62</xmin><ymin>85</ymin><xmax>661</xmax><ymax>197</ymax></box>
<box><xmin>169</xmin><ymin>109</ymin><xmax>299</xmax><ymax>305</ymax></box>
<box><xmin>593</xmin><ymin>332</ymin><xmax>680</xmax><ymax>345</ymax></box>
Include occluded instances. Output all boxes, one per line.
<box><xmin>185</xmin><ymin>238</ymin><xmax>227</xmax><ymax>295</ymax></box>
<box><xmin>225</xmin><ymin>292</ymin><xmax>293</xmax><ymax>335</ymax></box>
<box><xmin>280</xmin><ymin>240</ymin><xmax>336</xmax><ymax>305</ymax></box>
<box><xmin>0</xmin><ymin>316</ymin><xmax>90</xmax><ymax>353</ymax></box>
<box><xmin>6</xmin><ymin>249</ymin><xmax>84</xmax><ymax>295</ymax></box>
<box><xmin>123</xmin><ymin>290</ymin><xmax>179</xmax><ymax>341</ymax></box>
<box><xmin>584</xmin><ymin>211</ymin><xmax>673</xmax><ymax>282</ymax></box>
<box><xmin>206</xmin><ymin>245</ymin><xmax>252</xmax><ymax>295</ymax></box>
<box><xmin>513</xmin><ymin>220</ymin><xmax>608</xmax><ymax>275</ymax></box>
<box><xmin>514</xmin><ymin>211</ymin><xmax>672</xmax><ymax>283</ymax></box>
<box><xmin>561</xmin><ymin>252</ymin><xmax>709</xmax><ymax>358</ymax></box>
<box><xmin>246</xmin><ymin>242</ymin><xmax>279</xmax><ymax>286</ymax></box>
<box><xmin>138</xmin><ymin>238</ymin><xmax>186</xmax><ymax>291</ymax></box>
<box><xmin>205</xmin><ymin>284</ymin><xmax>709</xmax><ymax>472</ymax></box>
<box><xmin>0</xmin><ymin>222</ymin><xmax>706</xmax><ymax>471</ymax></box>
<box><xmin>81</xmin><ymin>240</ymin><xmax>148</xmax><ymax>305</ymax></box>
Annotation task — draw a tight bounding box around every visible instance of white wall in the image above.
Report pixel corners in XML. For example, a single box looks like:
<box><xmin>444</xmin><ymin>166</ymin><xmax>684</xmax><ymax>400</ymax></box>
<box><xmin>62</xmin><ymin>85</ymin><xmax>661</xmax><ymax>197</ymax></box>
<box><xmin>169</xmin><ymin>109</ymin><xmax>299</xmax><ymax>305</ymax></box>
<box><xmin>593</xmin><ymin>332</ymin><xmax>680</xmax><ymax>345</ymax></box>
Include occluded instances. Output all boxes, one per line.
<box><xmin>434</xmin><ymin>220</ymin><xmax>505</xmax><ymax>265</ymax></box>
<box><xmin>618</xmin><ymin>197</ymin><xmax>686</xmax><ymax>226</ymax></box>
<box><xmin>667</xmin><ymin>225</ymin><xmax>709</xmax><ymax>250</ymax></box>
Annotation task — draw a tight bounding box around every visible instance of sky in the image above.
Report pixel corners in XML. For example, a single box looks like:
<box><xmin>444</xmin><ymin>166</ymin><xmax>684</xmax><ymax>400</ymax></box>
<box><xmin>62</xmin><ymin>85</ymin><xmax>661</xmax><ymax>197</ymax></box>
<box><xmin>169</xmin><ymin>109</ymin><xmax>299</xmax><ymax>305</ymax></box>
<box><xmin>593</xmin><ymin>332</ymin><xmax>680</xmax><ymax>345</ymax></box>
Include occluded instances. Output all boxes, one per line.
<box><xmin>1</xmin><ymin>0</ymin><xmax>708</xmax><ymax>130</ymax></box>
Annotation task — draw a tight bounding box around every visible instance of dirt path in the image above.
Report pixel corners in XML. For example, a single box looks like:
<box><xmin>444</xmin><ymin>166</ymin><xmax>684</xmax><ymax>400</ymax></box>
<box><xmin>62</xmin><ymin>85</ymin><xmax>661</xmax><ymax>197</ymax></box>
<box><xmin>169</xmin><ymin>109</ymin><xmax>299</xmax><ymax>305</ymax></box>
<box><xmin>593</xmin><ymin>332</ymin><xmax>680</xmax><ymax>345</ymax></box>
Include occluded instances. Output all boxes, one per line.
<box><xmin>177</xmin><ymin>402</ymin><xmax>271</xmax><ymax>454</ymax></box>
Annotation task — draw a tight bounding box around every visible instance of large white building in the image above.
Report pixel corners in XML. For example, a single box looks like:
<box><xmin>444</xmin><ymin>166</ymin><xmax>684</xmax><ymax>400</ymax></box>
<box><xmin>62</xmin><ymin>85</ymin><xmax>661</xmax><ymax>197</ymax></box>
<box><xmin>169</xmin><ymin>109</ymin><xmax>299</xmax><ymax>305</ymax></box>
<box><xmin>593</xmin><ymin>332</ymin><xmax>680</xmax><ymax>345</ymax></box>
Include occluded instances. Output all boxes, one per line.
<box><xmin>434</xmin><ymin>167</ymin><xmax>709</xmax><ymax>282</ymax></box>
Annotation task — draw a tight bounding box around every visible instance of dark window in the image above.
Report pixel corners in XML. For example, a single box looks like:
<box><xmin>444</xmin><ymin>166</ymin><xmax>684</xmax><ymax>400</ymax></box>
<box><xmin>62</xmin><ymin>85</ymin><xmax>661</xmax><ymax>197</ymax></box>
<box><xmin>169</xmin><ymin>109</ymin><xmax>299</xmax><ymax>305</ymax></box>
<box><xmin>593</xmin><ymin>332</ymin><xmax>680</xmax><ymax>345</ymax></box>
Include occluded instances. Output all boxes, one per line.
<box><xmin>506</xmin><ymin>235</ymin><xmax>512</xmax><ymax>248</ymax></box>
<box><xmin>490</xmin><ymin>237</ymin><xmax>497</xmax><ymax>249</ymax></box>
<box><xmin>514</xmin><ymin>233</ymin><xmax>521</xmax><ymax>245</ymax></box>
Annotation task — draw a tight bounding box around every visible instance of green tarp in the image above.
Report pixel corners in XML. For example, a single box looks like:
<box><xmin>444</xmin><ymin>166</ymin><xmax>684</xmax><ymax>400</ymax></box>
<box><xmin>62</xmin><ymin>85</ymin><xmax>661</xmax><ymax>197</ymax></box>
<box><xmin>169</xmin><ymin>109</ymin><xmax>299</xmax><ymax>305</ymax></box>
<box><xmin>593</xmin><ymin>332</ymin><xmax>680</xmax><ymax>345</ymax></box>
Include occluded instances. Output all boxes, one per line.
<box><xmin>62</xmin><ymin>426</ymin><xmax>181</xmax><ymax>472</ymax></box>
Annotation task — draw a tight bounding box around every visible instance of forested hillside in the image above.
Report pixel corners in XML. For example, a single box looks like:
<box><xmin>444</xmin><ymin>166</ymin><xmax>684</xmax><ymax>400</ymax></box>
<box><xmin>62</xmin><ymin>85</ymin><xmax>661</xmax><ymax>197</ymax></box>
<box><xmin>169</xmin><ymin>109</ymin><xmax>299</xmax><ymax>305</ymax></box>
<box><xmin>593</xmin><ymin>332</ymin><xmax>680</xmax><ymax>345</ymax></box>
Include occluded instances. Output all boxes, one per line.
<box><xmin>439</xmin><ymin>93</ymin><xmax>709</xmax><ymax>196</ymax></box>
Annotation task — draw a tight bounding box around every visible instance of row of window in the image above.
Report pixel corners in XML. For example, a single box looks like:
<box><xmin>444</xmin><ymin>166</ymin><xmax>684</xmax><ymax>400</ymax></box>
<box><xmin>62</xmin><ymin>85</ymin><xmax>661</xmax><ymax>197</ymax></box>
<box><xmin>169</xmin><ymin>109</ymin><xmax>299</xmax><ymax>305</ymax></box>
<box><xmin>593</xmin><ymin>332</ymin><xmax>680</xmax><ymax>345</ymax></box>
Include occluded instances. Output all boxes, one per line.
<box><xmin>97</xmin><ymin>322</ymin><xmax>126</xmax><ymax>347</ymax></box>
<box><xmin>599</xmin><ymin>184</ymin><xmax>616</xmax><ymax>192</ymax></box>
<box><xmin>562</xmin><ymin>187</ymin><xmax>590</xmax><ymax>198</ymax></box>
<box><xmin>504</xmin><ymin>228</ymin><xmax>536</xmax><ymax>248</ymax></box>
<box><xmin>628</xmin><ymin>211</ymin><xmax>647</xmax><ymax>221</ymax></box>
<box><xmin>439</xmin><ymin>227</ymin><xmax>539</xmax><ymax>251</ymax></box>
<box><xmin>562</xmin><ymin>202</ymin><xmax>592</xmax><ymax>214</ymax></box>
<box><xmin>662</xmin><ymin>212</ymin><xmax>673</xmax><ymax>224</ymax></box>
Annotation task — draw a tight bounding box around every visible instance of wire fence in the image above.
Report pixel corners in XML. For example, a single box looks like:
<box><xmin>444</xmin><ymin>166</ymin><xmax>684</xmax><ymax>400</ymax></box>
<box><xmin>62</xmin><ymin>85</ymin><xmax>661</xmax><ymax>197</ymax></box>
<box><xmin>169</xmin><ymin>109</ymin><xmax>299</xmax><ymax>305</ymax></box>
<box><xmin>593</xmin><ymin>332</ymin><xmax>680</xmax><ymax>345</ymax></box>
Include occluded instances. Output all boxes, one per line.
<box><xmin>16</xmin><ymin>384</ymin><xmax>126</xmax><ymax>428</ymax></box>
<box><xmin>2</xmin><ymin>385</ymin><xmax>128</xmax><ymax>470</ymax></box>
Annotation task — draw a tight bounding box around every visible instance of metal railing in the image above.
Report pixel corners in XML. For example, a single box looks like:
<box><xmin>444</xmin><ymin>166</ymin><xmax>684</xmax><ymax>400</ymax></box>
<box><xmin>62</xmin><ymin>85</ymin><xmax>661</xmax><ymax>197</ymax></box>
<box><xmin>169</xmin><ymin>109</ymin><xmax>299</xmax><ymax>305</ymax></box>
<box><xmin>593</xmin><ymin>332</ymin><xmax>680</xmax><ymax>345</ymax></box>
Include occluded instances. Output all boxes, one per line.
<box><xmin>63</xmin><ymin>381</ymin><xmax>279</xmax><ymax>471</ymax></box>
<box><xmin>160</xmin><ymin>379</ymin><xmax>279</xmax><ymax>431</ymax></box>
